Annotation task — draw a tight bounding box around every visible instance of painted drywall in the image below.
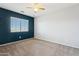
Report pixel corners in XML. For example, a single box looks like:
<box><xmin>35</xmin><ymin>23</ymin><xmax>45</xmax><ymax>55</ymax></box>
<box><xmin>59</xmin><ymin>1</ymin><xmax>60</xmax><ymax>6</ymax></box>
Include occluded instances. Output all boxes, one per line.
<box><xmin>0</xmin><ymin>8</ymin><xmax>34</xmax><ymax>44</ymax></box>
<box><xmin>35</xmin><ymin>5</ymin><xmax>79</xmax><ymax>48</ymax></box>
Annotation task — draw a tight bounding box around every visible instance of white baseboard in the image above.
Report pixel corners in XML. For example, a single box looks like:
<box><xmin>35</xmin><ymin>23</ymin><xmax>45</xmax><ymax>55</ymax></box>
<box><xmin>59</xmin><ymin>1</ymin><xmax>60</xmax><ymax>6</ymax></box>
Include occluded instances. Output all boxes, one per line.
<box><xmin>35</xmin><ymin>36</ymin><xmax>79</xmax><ymax>49</ymax></box>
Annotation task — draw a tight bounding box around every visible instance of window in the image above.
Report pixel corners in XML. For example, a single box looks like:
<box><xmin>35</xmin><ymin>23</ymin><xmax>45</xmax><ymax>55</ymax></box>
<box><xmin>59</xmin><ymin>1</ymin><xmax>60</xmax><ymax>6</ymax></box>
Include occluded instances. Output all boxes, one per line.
<box><xmin>10</xmin><ymin>17</ymin><xmax>29</xmax><ymax>32</ymax></box>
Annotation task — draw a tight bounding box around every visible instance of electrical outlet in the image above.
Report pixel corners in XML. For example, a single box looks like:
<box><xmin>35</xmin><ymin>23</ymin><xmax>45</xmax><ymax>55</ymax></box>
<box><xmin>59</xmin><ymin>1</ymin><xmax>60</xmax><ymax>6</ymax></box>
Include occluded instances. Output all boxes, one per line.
<box><xmin>19</xmin><ymin>36</ymin><xmax>21</xmax><ymax>39</ymax></box>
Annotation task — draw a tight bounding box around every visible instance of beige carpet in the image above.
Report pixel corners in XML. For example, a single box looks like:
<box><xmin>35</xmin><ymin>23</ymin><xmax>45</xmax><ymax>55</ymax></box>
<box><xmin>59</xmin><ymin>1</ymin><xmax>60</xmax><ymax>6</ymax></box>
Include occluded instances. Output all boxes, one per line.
<box><xmin>0</xmin><ymin>38</ymin><xmax>79</xmax><ymax>56</ymax></box>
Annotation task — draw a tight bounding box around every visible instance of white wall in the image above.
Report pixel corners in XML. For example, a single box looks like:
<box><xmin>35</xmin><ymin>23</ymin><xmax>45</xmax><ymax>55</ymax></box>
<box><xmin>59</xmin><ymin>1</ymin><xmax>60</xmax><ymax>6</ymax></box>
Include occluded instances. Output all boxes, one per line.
<box><xmin>35</xmin><ymin>5</ymin><xmax>79</xmax><ymax>48</ymax></box>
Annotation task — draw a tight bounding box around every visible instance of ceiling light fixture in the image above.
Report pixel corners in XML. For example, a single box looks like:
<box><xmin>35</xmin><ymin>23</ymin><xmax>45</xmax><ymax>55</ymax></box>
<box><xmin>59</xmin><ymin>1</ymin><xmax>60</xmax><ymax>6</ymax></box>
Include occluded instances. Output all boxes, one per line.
<box><xmin>26</xmin><ymin>3</ymin><xmax>45</xmax><ymax>13</ymax></box>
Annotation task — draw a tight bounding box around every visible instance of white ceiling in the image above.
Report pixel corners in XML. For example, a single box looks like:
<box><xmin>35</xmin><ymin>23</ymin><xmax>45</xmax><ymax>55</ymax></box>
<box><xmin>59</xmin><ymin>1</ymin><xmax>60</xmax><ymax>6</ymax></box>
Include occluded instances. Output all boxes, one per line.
<box><xmin>0</xmin><ymin>3</ymin><xmax>78</xmax><ymax>17</ymax></box>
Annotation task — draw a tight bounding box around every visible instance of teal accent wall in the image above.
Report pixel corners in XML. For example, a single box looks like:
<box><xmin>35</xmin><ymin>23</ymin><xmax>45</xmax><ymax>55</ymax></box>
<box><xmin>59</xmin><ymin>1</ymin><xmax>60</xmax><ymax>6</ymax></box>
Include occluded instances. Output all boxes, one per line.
<box><xmin>0</xmin><ymin>8</ymin><xmax>34</xmax><ymax>44</ymax></box>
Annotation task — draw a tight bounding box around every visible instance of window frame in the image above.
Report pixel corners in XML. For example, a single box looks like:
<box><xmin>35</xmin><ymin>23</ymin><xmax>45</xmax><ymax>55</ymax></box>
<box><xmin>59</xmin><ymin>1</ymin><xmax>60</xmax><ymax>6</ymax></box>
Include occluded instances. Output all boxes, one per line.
<box><xmin>10</xmin><ymin>16</ymin><xmax>29</xmax><ymax>33</ymax></box>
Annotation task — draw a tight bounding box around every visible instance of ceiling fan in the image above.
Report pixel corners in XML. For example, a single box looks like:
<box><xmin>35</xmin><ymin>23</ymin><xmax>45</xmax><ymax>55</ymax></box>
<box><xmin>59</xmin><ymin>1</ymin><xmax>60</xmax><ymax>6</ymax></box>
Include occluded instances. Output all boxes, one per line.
<box><xmin>26</xmin><ymin>3</ymin><xmax>45</xmax><ymax>13</ymax></box>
